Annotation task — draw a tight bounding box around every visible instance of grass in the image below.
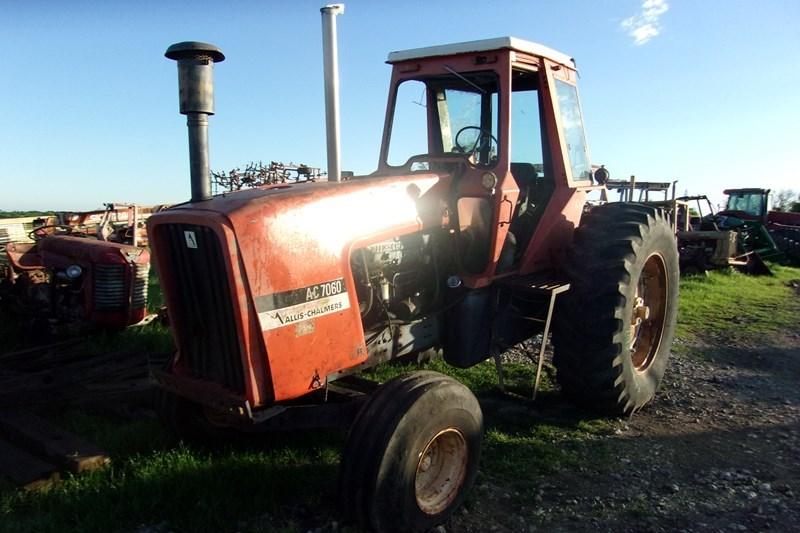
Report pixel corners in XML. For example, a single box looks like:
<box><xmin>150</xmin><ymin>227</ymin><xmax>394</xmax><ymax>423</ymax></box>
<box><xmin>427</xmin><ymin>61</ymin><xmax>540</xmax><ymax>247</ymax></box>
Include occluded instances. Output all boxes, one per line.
<box><xmin>1</xmin><ymin>265</ymin><xmax>799</xmax><ymax>531</ymax></box>
<box><xmin>0</xmin><ymin>428</ymin><xmax>342</xmax><ymax>533</ymax></box>
<box><xmin>676</xmin><ymin>264</ymin><xmax>800</xmax><ymax>345</ymax></box>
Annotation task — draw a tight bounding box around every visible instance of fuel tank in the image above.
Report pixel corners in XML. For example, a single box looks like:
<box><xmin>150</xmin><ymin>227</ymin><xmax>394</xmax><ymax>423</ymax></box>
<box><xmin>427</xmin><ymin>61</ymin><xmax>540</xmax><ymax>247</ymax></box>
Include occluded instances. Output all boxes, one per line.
<box><xmin>147</xmin><ymin>173</ymin><xmax>451</xmax><ymax>406</ymax></box>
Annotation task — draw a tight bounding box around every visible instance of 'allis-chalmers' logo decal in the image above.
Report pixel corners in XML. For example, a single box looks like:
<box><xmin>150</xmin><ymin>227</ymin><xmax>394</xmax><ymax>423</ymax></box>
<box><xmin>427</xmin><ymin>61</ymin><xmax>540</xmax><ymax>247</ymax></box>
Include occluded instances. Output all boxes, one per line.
<box><xmin>184</xmin><ymin>231</ymin><xmax>198</xmax><ymax>249</ymax></box>
<box><xmin>255</xmin><ymin>278</ymin><xmax>350</xmax><ymax>331</ymax></box>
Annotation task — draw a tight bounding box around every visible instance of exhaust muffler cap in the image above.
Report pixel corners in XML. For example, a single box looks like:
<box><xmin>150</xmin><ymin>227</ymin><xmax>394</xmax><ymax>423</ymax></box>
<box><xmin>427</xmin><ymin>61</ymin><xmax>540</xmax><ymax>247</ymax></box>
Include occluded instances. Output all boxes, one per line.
<box><xmin>165</xmin><ymin>41</ymin><xmax>225</xmax><ymax>63</ymax></box>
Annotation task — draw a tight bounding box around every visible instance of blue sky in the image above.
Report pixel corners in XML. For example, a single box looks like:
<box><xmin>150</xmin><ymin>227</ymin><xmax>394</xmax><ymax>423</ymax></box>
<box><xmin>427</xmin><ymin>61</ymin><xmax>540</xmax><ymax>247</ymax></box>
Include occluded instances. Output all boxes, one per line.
<box><xmin>1</xmin><ymin>0</ymin><xmax>798</xmax><ymax>211</ymax></box>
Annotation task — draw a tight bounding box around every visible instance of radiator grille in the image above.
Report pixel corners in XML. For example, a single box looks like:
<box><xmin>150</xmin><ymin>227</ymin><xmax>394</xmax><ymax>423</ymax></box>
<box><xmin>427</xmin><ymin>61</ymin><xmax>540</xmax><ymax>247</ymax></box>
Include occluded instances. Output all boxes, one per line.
<box><xmin>93</xmin><ymin>264</ymin><xmax>149</xmax><ymax>311</ymax></box>
<box><xmin>94</xmin><ymin>264</ymin><xmax>126</xmax><ymax>311</ymax></box>
<box><xmin>156</xmin><ymin>223</ymin><xmax>245</xmax><ymax>393</ymax></box>
<box><xmin>133</xmin><ymin>264</ymin><xmax>149</xmax><ymax>309</ymax></box>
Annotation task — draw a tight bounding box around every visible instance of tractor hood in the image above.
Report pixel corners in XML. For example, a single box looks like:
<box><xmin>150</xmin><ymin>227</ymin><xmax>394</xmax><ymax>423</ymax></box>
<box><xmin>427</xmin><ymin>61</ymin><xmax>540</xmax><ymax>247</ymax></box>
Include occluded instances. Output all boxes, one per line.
<box><xmin>146</xmin><ymin>172</ymin><xmax>453</xmax><ymax>405</ymax></box>
<box><xmin>159</xmin><ymin>173</ymin><xmax>452</xmax><ymax>290</ymax></box>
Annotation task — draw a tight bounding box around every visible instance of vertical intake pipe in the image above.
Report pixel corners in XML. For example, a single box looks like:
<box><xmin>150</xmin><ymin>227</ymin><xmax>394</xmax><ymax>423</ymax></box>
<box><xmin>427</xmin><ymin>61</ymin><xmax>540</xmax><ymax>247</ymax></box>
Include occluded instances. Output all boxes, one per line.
<box><xmin>165</xmin><ymin>42</ymin><xmax>225</xmax><ymax>202</ymax></box>
<box><xmin>321</xmin><ymin>4</ymin><xmax>344</xmax><ymax>182</ymax></box>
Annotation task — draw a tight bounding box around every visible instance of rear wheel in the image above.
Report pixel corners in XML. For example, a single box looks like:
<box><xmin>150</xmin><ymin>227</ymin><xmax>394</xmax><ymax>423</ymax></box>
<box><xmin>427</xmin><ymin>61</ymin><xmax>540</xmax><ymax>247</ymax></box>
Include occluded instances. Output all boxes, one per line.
<box><xmin>339</xmin><ymin>371</ymin><xmax>483</xmax><ymax>532</ymax></box>
<box><xmin>553</xmin><ymin>203</ymin><xmax>679</xmax><ymax>415</ymax></box>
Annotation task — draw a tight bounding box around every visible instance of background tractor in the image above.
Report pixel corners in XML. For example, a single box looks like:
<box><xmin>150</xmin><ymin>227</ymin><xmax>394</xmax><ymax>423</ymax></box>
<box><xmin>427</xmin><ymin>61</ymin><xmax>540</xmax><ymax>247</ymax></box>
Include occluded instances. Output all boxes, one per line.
<box><xmin>148</xmin><ymin>26</ymin><xmax>679</xmax><ymax>532</ymax></box>
<box><xmin>674</xmin><ymin>194</ymin><xmax>771</xmax><ymax>275</ymax></box>
<box><xmin>717</xmin><ymin>188</ymin><xmax>800</xmax><ymax>265</ymax></box>
<box><xmin>0</xmin><ymin>229</ymin><xmax>150</xmax><ymax>335</ymax></box>
<box><xmin>0</xmin><ymin>204</ymin><xmax>154</xmax><ymax>336</ymax></box>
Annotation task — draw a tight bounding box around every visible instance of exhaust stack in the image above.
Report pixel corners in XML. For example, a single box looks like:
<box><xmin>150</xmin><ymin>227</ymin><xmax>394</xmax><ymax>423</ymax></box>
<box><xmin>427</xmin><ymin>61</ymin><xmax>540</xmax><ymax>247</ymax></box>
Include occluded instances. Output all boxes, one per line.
<box><xmin>165</xmin><ymin>41</ymin><xmax>225</xmax><ymax>202</ymax></box>
<box><xmin>321</xmin><ymin>4</ymin><xmax>345</xmax><ymax>182</ymax></box>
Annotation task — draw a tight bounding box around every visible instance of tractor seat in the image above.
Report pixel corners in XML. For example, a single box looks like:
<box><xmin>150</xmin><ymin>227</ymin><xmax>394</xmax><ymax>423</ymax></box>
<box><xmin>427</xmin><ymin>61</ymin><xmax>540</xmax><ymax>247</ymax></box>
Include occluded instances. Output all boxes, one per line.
<box><xmin>508</xmin><ymin>162</ymin><xmax>554</xmax><ymax>254</ymax></box>
<box><xmin>510</xmin><ymin>162</ymin><xmax>538</xmax><ymax>211</ymax></box>
<box><xmin>498</xmin><ymin>163</ymin><xmax>553</xmax><ymax>272</ymax></box>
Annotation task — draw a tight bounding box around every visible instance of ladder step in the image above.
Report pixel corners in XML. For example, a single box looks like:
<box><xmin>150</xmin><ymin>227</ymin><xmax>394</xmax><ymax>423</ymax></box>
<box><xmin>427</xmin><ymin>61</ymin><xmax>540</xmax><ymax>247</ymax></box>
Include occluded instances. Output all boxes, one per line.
<box><xmin>498</xmin><ymin>274</ymin><xmax>570</xmax><ymax>295</ymax></box>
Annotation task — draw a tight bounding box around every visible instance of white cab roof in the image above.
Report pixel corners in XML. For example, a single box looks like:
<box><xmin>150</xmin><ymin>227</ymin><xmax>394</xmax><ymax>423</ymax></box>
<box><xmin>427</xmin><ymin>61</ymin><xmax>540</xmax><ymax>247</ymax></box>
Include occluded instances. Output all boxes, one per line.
<box><xmin>387</xmin><ymin>37</ymin><xmax>574</xmax><ymax>67</ymax></box>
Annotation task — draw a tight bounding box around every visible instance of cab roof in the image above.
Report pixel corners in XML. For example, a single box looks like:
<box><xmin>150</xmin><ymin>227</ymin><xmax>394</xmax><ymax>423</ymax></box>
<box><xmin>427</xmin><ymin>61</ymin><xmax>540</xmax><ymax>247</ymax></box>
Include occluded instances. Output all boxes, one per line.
<box><xmin>724</xmin><ymin>188</ymin><xmax>769</xmax><ymax>195</ymax></box>
<box><xmin>387</xmin><ymin>36</ymin><xmax>575</xmax><ymax>68</ymax></box>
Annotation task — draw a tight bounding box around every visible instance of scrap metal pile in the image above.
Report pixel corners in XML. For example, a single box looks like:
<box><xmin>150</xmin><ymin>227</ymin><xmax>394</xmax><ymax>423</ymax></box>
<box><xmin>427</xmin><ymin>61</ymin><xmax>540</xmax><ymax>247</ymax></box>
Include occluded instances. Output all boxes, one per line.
<box><xmin>53</xmin><ymin>203</ymin><xmax>166</xmax><ymax>247</ymax></box>
<box><xmin>211</xmin><ymin>161</ymin><xmax>324</xmax><ymax>193</ymax></box>
<box><xmin>0</xmin><ymin>203</ymin><xmax>164</xmax><ymax>249</ymax></box>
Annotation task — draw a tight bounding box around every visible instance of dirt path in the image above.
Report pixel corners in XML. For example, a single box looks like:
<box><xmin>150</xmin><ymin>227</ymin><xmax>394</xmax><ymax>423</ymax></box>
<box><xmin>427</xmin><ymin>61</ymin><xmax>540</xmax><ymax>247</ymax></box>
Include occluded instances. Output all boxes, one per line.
<box><xmin>449</xmin><ymin>332</ymin><xmax>800</xmax><ymax>532</ymax></box>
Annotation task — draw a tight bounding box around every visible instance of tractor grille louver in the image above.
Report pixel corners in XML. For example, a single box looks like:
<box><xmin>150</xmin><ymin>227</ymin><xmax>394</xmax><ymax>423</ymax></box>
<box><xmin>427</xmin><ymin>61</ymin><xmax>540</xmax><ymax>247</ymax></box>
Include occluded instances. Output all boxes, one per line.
<box><xmin>93</xmin><ymin>264</ymin><xmax>149</xmax><ymax>311</ymax></box>
<box><xmin>156</xmin><ymin>223</ymin><xmax>245</xmax><ymax>393</ymax></box>
<box><xmin>133</xmin><ymin>264</ymin><xmax>149</xmax><ymax>308</ymax></box>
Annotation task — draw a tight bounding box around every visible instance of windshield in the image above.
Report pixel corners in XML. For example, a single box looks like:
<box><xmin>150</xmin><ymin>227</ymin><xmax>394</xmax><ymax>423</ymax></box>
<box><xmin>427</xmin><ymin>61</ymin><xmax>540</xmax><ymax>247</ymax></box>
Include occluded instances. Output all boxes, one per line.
<box><xmin>726</xmin><ymin>192</ymin><xmax>765</xmax><ymax>217</ymax></box>
<box><xmin>386</xmin><ymin>71</ymin><xmax>499</xmax><ymax>169</ymax></box>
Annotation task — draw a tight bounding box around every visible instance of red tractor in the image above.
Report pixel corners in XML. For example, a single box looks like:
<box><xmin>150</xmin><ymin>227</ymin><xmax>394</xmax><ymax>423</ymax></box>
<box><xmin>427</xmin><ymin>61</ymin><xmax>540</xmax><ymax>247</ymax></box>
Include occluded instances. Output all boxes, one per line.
<box><xmin>149</xmin><ymin>33</ymin><xmax>679</xmax><ymax>532</ymax></box>
<box><xmin>1</xmin><ymin>231</ymin><xmax>150</xmax><ymax>331</ymax></box>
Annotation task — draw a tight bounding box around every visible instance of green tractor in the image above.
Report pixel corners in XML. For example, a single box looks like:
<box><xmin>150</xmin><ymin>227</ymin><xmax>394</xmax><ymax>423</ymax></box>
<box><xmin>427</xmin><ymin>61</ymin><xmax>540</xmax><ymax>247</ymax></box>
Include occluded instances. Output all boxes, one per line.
<box><xmin>715</xmin><ymin>188</ymin><xmax>800</xmax><ymax>266</ymax></box>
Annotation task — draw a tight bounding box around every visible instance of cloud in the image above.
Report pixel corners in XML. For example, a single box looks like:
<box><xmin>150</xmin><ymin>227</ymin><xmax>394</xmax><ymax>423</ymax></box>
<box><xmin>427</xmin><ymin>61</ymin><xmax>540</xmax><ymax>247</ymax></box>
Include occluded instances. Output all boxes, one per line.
<box><xmin>622</xmin><ymin>0</ymin><xmax>669</xmax><ymax>45</ymax></box>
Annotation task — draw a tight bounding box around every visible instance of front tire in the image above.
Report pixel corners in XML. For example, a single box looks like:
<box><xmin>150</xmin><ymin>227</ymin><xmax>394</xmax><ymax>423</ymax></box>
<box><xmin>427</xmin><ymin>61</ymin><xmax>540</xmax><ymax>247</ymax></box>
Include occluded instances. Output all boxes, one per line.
<box><xmin>157</xmin><ymin>389</ymin><xmax>230</xmax><ymax>442</ymax></box>
<box><xmin>553</xmin><ymin>203</ymin><xmax>679</xmax><ymax>415</ymax></box>
<box><xmin>339</xmin><ymin>371</ymin><xmax>483</xmax><ymax>532</ymax></box>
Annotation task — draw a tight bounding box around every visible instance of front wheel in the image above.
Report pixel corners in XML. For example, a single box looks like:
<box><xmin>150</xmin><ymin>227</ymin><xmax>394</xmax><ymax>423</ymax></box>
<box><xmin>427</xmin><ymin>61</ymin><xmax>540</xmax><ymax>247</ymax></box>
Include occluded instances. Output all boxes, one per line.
<box><xmin>156</xmin><ymin>389</ymin><xmax>230</xmax><ymax>442</ymax></box>
<box><xmin>339</xmin><ymin>371</ymin><xmax>483</xmax><ymax>532</ymax></box>
<box><xmin>553</xmin><ymin>203</ymin><xmax>679</xmax><ymax>415</ymax></box>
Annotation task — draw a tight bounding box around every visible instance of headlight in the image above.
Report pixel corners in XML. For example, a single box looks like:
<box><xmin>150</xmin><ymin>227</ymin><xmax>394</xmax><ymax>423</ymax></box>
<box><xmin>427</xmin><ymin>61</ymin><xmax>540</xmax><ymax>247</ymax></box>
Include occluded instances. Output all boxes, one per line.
<box><xmin>481</xmin><ymin>172</ymin><xmax>498</xmax><ymax>191</ymax></box>
<box><xmin>65</xmin><ymin>265</ymin><xmax>83</xmax><ymax>279</ymax></box>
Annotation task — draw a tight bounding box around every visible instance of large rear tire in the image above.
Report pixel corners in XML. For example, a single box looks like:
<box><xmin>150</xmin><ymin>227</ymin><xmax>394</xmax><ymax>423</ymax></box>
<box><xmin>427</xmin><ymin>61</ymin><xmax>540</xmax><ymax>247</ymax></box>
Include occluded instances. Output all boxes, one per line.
<box><xmin>553</xmin><ymin>203</ymin><xmax>679</xmax><ymax>415</ymax></box>
<box><xmin>339</xmin><ymin>371</ymin><xmax>483</xmax><ymax>532</ymax></box>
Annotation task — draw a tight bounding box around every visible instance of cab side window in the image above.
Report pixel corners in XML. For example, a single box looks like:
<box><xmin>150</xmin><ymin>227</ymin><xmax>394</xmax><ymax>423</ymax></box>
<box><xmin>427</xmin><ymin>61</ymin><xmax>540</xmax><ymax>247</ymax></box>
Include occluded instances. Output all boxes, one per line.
<box><xmin>555</xmin><ymin>79</ymin><xmax>591</xmax><ymax>182</ymax></box>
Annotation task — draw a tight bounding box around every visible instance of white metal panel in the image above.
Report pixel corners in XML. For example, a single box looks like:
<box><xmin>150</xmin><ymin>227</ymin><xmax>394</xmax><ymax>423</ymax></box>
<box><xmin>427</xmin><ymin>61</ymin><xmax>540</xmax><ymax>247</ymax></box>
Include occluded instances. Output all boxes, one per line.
<box><xmin>0</xmin><ymin>218</ymin><xmax>36</xmax><ymax>245</ymax></box>
<box><xmin>387</xmin><ymin>37</ymin><xmax>574</xmax><ymax>67</ymax></box>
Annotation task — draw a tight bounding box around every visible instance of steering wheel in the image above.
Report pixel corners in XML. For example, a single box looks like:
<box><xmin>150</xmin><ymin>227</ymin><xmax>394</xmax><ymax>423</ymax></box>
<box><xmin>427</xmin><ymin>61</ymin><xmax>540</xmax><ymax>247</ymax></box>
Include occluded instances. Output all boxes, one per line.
<box><xmin>453</xmin><ymin>126</ymin><xmax>499</xmax><ymax>163</ymax></box>
<box><xmin>28</xmin><ymin>224</ymin><xmax>77</xmax><ymax>241</ymax></box>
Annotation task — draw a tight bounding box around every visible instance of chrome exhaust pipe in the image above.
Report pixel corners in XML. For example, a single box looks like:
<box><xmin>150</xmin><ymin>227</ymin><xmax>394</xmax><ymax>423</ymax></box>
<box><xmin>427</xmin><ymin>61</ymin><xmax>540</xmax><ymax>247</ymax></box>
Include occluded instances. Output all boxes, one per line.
<box><xmin>320</xmin><ymin>4</ymin><xmax>345</xmax><ymax>182</ymax></box>
<box><xmin>165</xmin><ymin>41</ymin><xmax>225</xmax><ymax>202</ymax></box>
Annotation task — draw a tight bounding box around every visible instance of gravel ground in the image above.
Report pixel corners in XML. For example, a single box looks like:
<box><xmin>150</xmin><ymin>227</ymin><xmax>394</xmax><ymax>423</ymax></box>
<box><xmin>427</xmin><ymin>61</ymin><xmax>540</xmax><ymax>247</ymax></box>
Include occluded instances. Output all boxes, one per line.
<box><xmin>283</xmin><ymin>326</ymin><xmax>800</xmax><ymax>533</ymax></box>
<box><xmin>446</xmin><ymin>330</ymin><xmax>800</xmax><ymax>532</ymax></box>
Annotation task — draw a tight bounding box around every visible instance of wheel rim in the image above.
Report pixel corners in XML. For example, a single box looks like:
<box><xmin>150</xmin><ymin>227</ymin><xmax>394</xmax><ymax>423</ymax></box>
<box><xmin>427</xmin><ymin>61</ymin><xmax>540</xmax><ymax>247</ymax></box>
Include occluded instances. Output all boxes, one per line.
<box><xmin>630</xmin><ymin>252</ymin><xmax>668</xmax><ymax>371</ymax></box>
<box><xmin>415</xmin><ymin>428</ymin><xmax>468</xmax><ymax>515</ymax></box>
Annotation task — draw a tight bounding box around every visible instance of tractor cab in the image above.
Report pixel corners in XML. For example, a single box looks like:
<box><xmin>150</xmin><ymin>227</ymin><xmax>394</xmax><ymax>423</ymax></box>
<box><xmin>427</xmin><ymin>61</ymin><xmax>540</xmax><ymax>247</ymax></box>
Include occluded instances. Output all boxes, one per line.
<box><xmin>376</xmin><ymin>37</ymin><xmax>600</xmax><ymax>282</ymax></box>
<box><xmin>721</xmin><ymin>188</ymin><xmax>771</xmax><ymax>222</ymax></box>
